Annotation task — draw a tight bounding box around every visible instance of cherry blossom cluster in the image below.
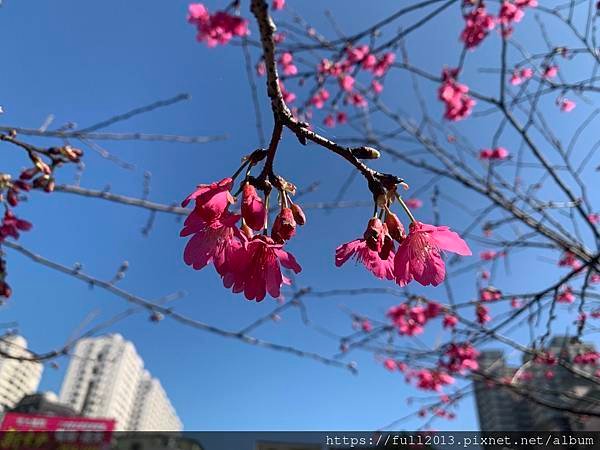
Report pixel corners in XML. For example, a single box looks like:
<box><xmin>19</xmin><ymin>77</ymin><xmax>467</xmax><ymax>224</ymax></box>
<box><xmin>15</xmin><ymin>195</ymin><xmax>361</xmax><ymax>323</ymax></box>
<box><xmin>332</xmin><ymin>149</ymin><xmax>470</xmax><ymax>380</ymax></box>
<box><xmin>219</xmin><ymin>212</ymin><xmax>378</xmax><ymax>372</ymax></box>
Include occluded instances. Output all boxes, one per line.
<box><xmin>438</xmin><ymin>68</ymin><xmax>476</xmax><ymax>121</ymax></box>
<box><xmin>187</xmin><ymin>3</ymin><xmax>249</xmax><ymax>47</ymax></box>
<box><xmin>0</xmin><ymin>143</ymin><xmax>82</xmax><ymax>299</ymax></box>
<box><xmin>336</xmin><ymin>203</ymin><xmax>471</xmax><ymax>287</ymax></box>
<box><xmin>180</xmin><ymin>152</ymin><xmax>306</xmax><ymax>302</ymax></box>
<box><xmin>386</xmin><ymin>300</ymin><xmax>444</xmax><ymax>336</ymax></box>
<box><xmin>479</xmin><ymin>147</ymin><xmax>510</xmax><ymax>161</ymax></box>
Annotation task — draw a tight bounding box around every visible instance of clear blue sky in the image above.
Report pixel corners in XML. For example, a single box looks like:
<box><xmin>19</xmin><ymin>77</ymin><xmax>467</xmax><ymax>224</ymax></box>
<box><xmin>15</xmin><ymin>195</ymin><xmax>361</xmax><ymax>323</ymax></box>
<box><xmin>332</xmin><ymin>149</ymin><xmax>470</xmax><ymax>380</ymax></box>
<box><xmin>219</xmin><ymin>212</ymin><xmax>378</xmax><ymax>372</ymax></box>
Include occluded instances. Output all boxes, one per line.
<box><xmin>0</xmin><ymin>0</ymin><xmax>597</xmax><ymax>432</ymax></box>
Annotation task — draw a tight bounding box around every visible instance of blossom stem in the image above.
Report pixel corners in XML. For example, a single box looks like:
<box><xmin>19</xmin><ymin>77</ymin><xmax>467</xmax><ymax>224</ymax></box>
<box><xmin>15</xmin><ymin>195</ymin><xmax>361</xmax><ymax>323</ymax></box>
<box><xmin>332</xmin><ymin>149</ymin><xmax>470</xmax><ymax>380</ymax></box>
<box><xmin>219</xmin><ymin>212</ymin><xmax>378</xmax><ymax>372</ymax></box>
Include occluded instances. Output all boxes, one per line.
<box><xmin>396</xmin><ymin>194</ymin><xmax>417</xmax><ymax>224</ymax></box>
<box><xmin>231</xmin><ymin>159</ymin><xmax>251</xmax><ymax>181</ymax></box>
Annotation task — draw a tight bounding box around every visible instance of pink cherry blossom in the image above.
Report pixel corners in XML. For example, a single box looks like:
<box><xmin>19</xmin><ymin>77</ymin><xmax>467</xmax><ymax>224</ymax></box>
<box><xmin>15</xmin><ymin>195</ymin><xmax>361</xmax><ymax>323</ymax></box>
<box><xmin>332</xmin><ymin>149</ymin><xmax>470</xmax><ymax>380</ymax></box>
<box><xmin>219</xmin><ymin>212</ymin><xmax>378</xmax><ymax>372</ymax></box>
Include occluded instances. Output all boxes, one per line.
<box><xmin>181</xmin><ymin>177</ymin><xmax>234</xmax><ymax>222</ymax></box>
<box><xmin>559</xmin><ymin>97</ymin><xmax>576</xmax><ymax>112</ymax></box>
<box><xmin>443</xmin><ymin>314</ymin><xmax>458</xmax><ymax>329</ymax></box>
<box><xmin>241</xmin><ymin>184</ymin><xmax>266</xmax><ymax>231</ymax></box>
<box><xmin>272</xmin><ymin>0</ymin><xmax>285</xmax><ymax>10</ymax></box>
<box><xmin>511</xmin><ymin>297</ymin><xmax>522</xmax><ymax>308</ymax></box>
<box><xmin>340</xmin><ymin>75</ymin><xmax>355</xmax><ymax>92</ymax></box>
<box><xmin>372</xmin><ymin>52</ymin><xmax>395</xmax><ymax>77</ymax></box>
<box><xmin>347</xmin><ymin>92</ymin><xmax>367</xmax><ymax>108</ymax></box>
<box><xmin>460</xmin><ymin>4</ymin><xmax>495</xmax><ymax>49</ymax></box>
<box><xmin>543</xmin><ymin>65</ymin><xmax>558</xmax><ymax>79</ymax></box>
<box><xmin>443</xmin><ymin>343</ymin><xmax>479</xmax><ymax>373</ymax></box>
<box><xmin>323</xmin><ymin>114</ymin><xmax>335</xmax><ymax>128</ymax></box>
<box><xmin>271</xmin><ymin>207</ymin><xmax>297</xmax><ymax>242</ymax></box>
<box><xmin>0</xmin><ymin>210</ymin><xmax>32</xmax><ymax>242</ymax></box>
<box><xmin>480</xmin><ymin>287</ymin><xmax>502</xmax><ymax>302</ymax></box>
<box><xmin>405</xmin><ymin>198</ymin><xmax>423</xmax><ymax>209</ymax></box>
<box><xmin>438</xmin><ymin>68</ymin><xmax>475</xmax><ymax>121</ymax></box>
<box><xmin>279</xmin><ymin>81</ymin><xmax>296</xmax><ymax>104</ymax></box>
<box><xmin>393</xmin><ymin>221</ymin><xmax>472</xmax><ymax>287</ymax></box>
<box><xmin>371</xmin><ymin>79</ymin><xmax>383</xmax><ymax>94</ymax></box>
<box><xmin>181</xmin><ymin>211</ymin><xmax>242</xmax><ymax>274</ymax></box>
<box><xmin>558</xmin><ymin>251</ymin><xmax>581</xmax><ymax>270</ymax></box>
<box><xmin>383</xmin><ymin>359</ymin><xmax>397</xmax><ymax>371</ymax></box>
<box><xmin>336</xmin><ymin>238</ymin><xmax>395</xmax><ymax>280</ymax></box>
<box><xmin>188</xmin><ymin>3</ymin><xmax>249</xmax><ymax>47</ymax></box>
<box><xmin>476</xmin><ymin>304</ymin><xmax>491</xmax><ymax>324</ymax></box>
<box><xmin>557</xmin><ymin>285</ymin><xmax>575</xmax><ymax>304</ymax></box>
<box><xmin>336</xmin><ymin>111</ymin><xmax>348</xmax><ymax>125</ymax></box>
<box><xmin>414</xmin><ymin>369</ymin><xmax>455</xmax><ymax>392</ymax></box>
<box><xmin>361</xmin><ymin>319</ymin><xmax>373</xmax><ymax>333</ymax></box>
<box><xmin>588</xmin><ymin>213</ymin><xmax>600</xmax><ymax>224</ymax></box>
<box><xmin>479</xmin><ymin>146</ymin><xmax>510</xmax><ymax>161</ymax></box>
<box><xmin>480</xmin><ymin>250</ymin><xmax>498</xmax><ymax>260</ymax></box>
<box><xmin>222</xmin><ymin>235</ymin><xmax>301</xmax><ymax>301</ymax></box>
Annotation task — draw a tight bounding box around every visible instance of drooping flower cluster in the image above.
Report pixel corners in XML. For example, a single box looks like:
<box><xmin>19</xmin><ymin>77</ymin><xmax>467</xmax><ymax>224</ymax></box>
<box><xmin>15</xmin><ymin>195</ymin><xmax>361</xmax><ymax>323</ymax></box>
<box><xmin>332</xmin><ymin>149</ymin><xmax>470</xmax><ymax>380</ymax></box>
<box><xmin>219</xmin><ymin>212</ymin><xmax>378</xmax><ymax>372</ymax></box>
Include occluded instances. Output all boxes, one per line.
<box><xmin>187</xmin><ymin>3</ymin><xmax>249</xmax><ymax>47</ymax></box>
<box><xmin>337</xmin><ymin>203</ymin><xmax>471</xmax><ymax>287</ymax></box>
<box><xmin>498</xmin><ymin>0</ymin><xmax>537</xmax><ymax>36</ymax></box>
<box><xmin>441</xmin><ymin>343</ymin><xmax>479</xmax><ymax>374</ymax></box>
<box><xmin>479</xmin><ymin>147</ymin><xmax>509</xmax><ymax>161</ymax></box>
<box><xmin>557</xmin><ymin>286</ymin><xmax>575</xmax><ymax>304</ymax></box>
<box><xmin>386</xmin><ymin>301</ymin><xmax>443</xmax><ymax>336</ymax></box>
<box><xmin>460</xmin><ymin>2</ymin><xmax>495</xmax><ymax>49</ymax></box>
<box><xmin>181</xmin><ymin>169</ymin><xmax>304</xmax><ymax>302</ymax></box>
<box><xmin>438</xmin><ymin>68</ymin><xmax>476</xmax><ymax>121</ymax></box>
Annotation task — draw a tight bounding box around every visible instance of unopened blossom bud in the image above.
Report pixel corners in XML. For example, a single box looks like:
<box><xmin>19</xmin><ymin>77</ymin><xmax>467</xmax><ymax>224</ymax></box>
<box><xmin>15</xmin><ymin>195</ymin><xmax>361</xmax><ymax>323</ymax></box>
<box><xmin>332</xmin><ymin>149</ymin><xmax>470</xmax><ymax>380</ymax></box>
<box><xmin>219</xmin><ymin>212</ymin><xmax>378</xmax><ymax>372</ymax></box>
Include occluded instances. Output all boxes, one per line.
<box><xmin>60</xmin><ymin>145</ymin><xmax>83</xmax><ymax>162</ymax></box>
<box><xmin>19</xmin><ymin>168</ymin><xmax>38</xmax><ymax>180</ymax></box>
<box><xmin>7</xmin><ymin>190</ymin><xmax>18</xmax><ymax>207</ymax></box>
<box><xmin>0</xmin><ymin>281</ymin><xmax>11</xmax><ymax>299</ymax></box>
<box><xmin>272</xmin><ymin>207</ymin><xmax>296</xmax><ymax>242</ymax></box>
<box><xmin>290</xmin><ymin>203</ymin><xmax>306</xmax><ymax>225</ymax></box>
<box><xmin>350</xmin><ymin>146</ymin><xmax>381</xmax><ymax>160</ymax></box>
<box><xmin>379</xmin><ymin>229</ymin><xmax>394</xmax><ymax>260</ymax></box>
<box><xmin>385</xmin><ymin>212</ymin><xmax>405</xmax><ymax>242</ymax></box>
<box><xmin>363</xmin><ymin>217</ymin><xmax>385</xmax><ymax>252</ymax></box>
<box><xmin>241</xmin><ymin>184</ymin><xmax>267</xmax><ymax>231</ymax></box>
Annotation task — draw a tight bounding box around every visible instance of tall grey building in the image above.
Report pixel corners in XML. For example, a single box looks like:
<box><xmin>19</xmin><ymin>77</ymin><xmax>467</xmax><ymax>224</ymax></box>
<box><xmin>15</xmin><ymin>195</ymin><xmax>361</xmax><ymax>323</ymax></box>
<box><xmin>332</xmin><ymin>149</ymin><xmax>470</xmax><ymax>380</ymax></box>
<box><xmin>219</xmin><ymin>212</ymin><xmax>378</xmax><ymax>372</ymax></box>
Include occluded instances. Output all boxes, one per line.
<box><xmin>59</xmin><ymin>334</ymin><xmax>181</xmax><ymax>431</ymax></box>
<box><xmin>474</xmin><ymin>336</ymin><xmax>600</xmax><ymax>431</ymax></box>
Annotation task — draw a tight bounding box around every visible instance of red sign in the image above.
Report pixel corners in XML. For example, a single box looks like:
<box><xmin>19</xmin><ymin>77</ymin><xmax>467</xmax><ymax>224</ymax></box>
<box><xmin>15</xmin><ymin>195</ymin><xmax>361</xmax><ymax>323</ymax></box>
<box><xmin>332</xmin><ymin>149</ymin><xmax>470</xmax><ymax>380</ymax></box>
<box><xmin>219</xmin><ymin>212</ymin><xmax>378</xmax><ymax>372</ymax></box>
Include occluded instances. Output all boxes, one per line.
<box><xmin>0</xmin><ymin>413</ymin><xmax>115</xmax><ymax>450</ymax></box>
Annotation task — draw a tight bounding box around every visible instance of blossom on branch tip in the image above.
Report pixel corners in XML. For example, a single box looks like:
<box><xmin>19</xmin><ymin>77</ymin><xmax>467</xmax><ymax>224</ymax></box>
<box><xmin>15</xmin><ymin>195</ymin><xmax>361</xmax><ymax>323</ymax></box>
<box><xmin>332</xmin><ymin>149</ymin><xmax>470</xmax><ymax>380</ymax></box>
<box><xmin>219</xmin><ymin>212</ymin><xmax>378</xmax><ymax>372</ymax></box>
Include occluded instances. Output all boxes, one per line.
<box><xmin>181</xmin><ymin>211</ymin><xmax>242</xmax><ymax>273</ymax></box>
<box><xmin>335</xmin><ymin>228</ymin><xmax>396</xmax><ymax>281</ymax></box>
<box><xmin>404</xmin><ymin>198</ymin><xmax>423</xmax><ymax>209</ymax></box>
<box><xmin>0</xmin><ymin>210</ymin><xmax>32</xmax><ymax>242</ymax></box>
<box><xmin>393</xmin><ymin>221</ymin><xmax>472</xmax><ymax>287</ymax></box>
<box><xmin>460</xmin><ymin>4</ymin><xmax>495</xmax><ymax>49</ymax></box>
<box><xmin>557</xmin><ymin>286</ymin><xmax>575</xmax><ymax>304</ymax></box>
<box><xmin>187</xmin><ymin>3</ymin><xmax>249</xmax><ymax>47</ymax></box>
<box><xmin>181</xmin><ymin>177</ymin><xmax>234</xmax><ymax>222</ymax></box>
<box><xmin>241</xmin><ymin>184</ymin><xmax>267</xmax><ymax>231</ymax></box>
<box><xmin>272</xmin><ymin>0</ymin><xmax>285</xmax><ymax>11</ymax></box>
<box><xmin>272</xmin><ymin>207</ymin><xmax>297</xmax><ymax>242</ymax></box>
<box><xmin>558</xmin><ymin>97</ymin><xmax>576</xmax><ymax>112</ymax></box>
<box><xmin>438</xmin><ymin>68</ymin><xmax>475</xmax><ymax>121</ymax></box>
<box><xmin>222</xmin><ymin>235</ymin><xmax>301</xmax><ymax>302</ymax></box>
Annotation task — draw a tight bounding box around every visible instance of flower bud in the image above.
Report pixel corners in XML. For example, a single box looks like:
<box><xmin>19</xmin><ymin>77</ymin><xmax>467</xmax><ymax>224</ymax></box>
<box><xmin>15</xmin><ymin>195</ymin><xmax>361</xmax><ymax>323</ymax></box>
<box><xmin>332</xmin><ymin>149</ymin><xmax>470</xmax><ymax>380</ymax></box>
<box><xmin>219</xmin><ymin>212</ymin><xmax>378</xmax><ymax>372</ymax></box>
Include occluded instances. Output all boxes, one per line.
<box><xmin>350</xmin><ymin>146</ymin><xmax>380</xmax><ymax>160</ymax></box>
<box><xmin>241</xmin><ymin>184</ymin><xmax>267</xmax><ymax>231</ymax></box>
<box><xmin>363</xmin><ymin>217</ymin><xmax>384</xmax><ymax>252</ymax></box>
<box><xmin>379</xmin><ymin>228</ymin><xmax>394</xmax><ymax>260</ymax></box>
<box><xmin>0</xmin><ymin>281</ymin><xmax>11</xmax><ymax>299</ymax></box>
<box><xmin>290</xmin><ymin>203</ymin><xmax>306</xmax><ymax>225</ymax></box>
<box><xmin>385</xmin><ymin>212</ymin><xmax>406</xmax><ymax>242</ymax></box>
<box><xmin>272</xmin><ymin>207</ymin><xmax>296</xmax><ymax>242</ymax></box>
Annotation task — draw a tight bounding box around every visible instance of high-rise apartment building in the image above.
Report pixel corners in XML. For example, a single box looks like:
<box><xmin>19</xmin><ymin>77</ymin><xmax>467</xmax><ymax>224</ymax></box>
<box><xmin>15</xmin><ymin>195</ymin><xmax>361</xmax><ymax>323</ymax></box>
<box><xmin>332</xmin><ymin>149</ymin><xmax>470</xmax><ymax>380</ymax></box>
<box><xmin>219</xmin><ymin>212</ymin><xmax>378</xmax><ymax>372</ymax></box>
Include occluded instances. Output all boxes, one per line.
<box><xmin>59</xmin><ymin>334</ymin><xmax>181</xmax><ymax>431</ymax></box>
<box><xmin>474</xmin><ymin>336</ymin><xmax>600</xmax><ymax>431</ymax></box>
<box><xmin>0</xmin><ymin>334</ymin><xmax>43</xmax><ymax>412</ymax></box>
<box><xmin>128</xmin><ymin>370</ymin><xmax>182</xmax><ymax>431</ymax></box>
